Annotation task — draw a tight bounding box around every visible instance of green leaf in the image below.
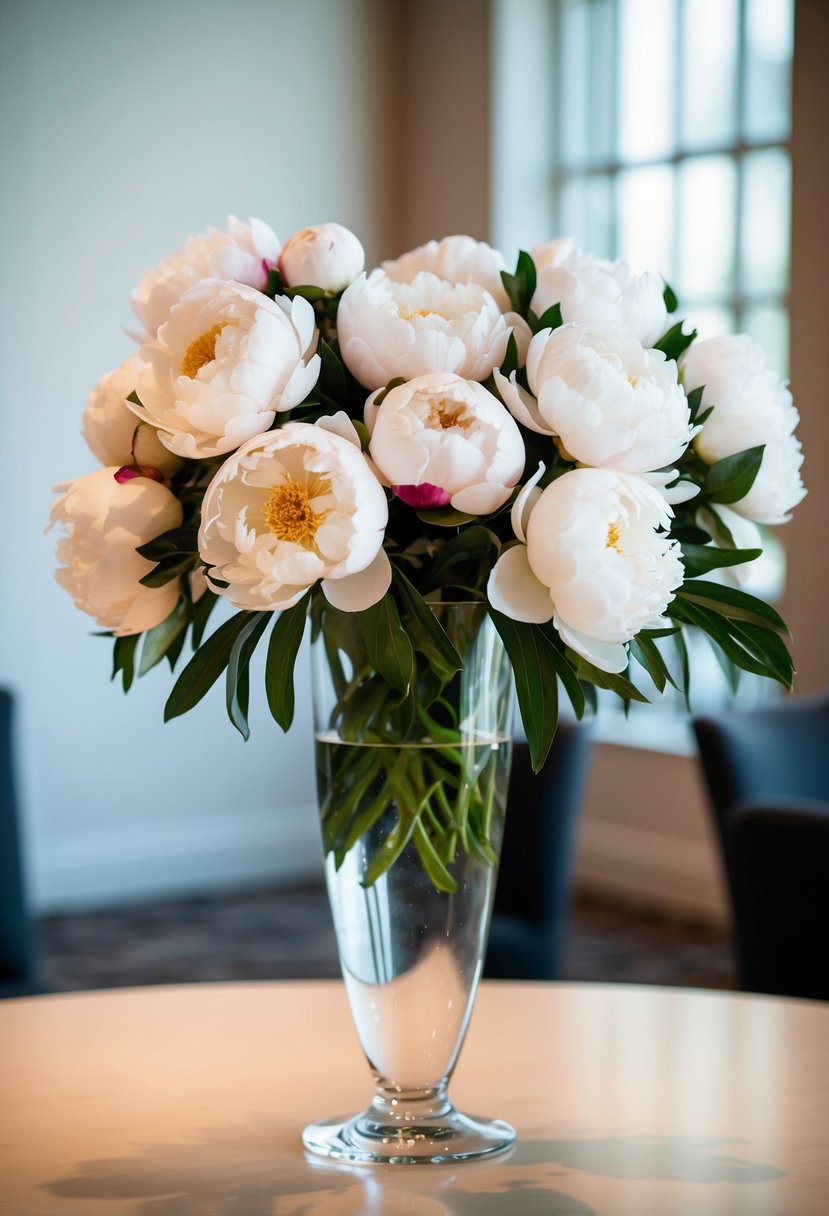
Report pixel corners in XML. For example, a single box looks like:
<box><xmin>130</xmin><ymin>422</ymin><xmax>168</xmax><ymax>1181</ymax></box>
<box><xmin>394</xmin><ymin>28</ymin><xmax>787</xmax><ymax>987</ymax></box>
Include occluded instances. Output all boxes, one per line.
<box><xmin>393</xmin><ymin>569</ymin><xmax>463</xmax><ymax>679</ymax></box>
<box><xmin>358</xmin><ymin>594</ymin><xmax>414</xmax><ymax>694</ymax></box>
<box><xmin>681</xmin><ymin>543</ymin><xmax>762</xmax><ymax>578</ymax></box>
<box><xmin>537</xmin><ymin>622</ymin><xmax>586</xmax><ymax>719</ymax></box>
<box><xmin>412</xmin><ymin>818</ymin><xmax>458</xmax><ymax>893</ymax></box>
<box><xmin>226</xmin><ymin>612</ymin><xmax>270</xmax><ymax>740</ymax></box>
<box><xmin>191</xmin><ymin>590</ymin><xmax>219</xmax><ymax>650</ymax></box>
<box><xmin>265</xmin><ymin>593</ymin><xmax>310</xmax><ymax>731</ymax></box>
<box><xmin>685</xmin><ymin>384</ymin><xmax>704</xmax><ymax>421</ymax></box>
<box><xmin>423</xmin><ymin>526</ymin><xmax>499</xmax><ymax>588</ymax></box>
<box><xmin>415</xmin><ymin>506</ymin><xmax>476</xmax><ymax>527</ymax></box>
<box><xmin>705</xmin><ymin>445</ymin><xmax>765</xmax><ymax>505</ymax></box>
<box><xmin>676</xmin><ymin>580</ymin><xmax>789</xmax><ymax>633</ymax></box>
<box><xmin>264</xmin><ymin>266</ymin><xmax>284</xmax><ymax>298</ymax></box>
<box><xmin>654</xmin><ymin>321</ymin><xmax>697</xmax><ymax>362</ymax></box>
<box><xmin>629</xmin><ymin>633</ymin><xmax>677</xmax><ymax>694</ymax></box>
<box><xmin>139</xmin><ymin>599</ymin><xmax>188</xmax><ymax>676</ymax></box>
<box><xmin>286</xmin><ymin>283</ymin><xmax>329</xmax><ymax>302</ymax></box>
<box><xmin>126</xmin><ymin>389</ymin><xmax>142</xmax><ymax>407</ymax></box>
<box><xmin>573</xmin><ymin>658</ymin><xmax>651</xmax><ymax>704</ymax></box>
<box><xmin>164</xmin><ymin>610</ymin><xmax>253</xmax><ymax>722</ymax></box>
<box><xmin>536</xmin><ymin>302</ymin><xmax>563</xmax><ymax>331</ymax></box>
<box><xmin>663</xmin><ymin>282</ymin><xmax>679</xmax><ymax>313</ymax></box>
<box><xmin>139</xmin><ymin>554</ymin><xmax>198</xmax><ymax>588</ymax></box>
<box><xmin>669</xmin><ymin>599</ymin><xmax>773</xmax><ymax>680</ymax></box>
<box><xmin>499</xmin><ymin>331</ymin><xmax>519</xmax><ymax>378</ymax></box>
<box><xmin>318</xmin><ymin>336</ymin><xmax>347</xmax><ymax>404</ymax></box>
<box><xmin>112</xmin><ymin>634</ymin><xmax>139</xmax><ymax>693</ymax></box>
<box><xmin>500</xmin><ymin>249</ymin><xmax>537</xmax><ymax>316</ymax></box>
<box><xmin>489</xmin><ymin>609</ymin><xmax>560</xmax><ymax>772</ymax></box>
<box><xmin>136</xmin><ymin>526</ymin><xmax>199</xmax><ymax>562</ymax></box>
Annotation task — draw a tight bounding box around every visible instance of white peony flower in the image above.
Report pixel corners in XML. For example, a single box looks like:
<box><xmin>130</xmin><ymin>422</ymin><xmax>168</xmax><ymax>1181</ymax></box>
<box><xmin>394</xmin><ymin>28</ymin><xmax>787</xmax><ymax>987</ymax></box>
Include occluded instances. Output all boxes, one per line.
<box><xmin>681</xmin><ymin>334</ymin><xmax>806</xmax><ymax>524</ymax></box>
<box><xmin>132</xmin><ymin>280</ymin><xmax>320</xmax><ymax>460</ymax></box>
<box><xmin>50</xmin><ymin>468</ymin><xmax>183</xmax><ymax>636</ymax></box>
<box><xmin>530</xmin><ymin>238</ymin><xmax>668</xmax><ymax>347</ymax></box>
<box><xmin>495</xmin><ymin>323</ymin><xmax>693</xmax><ymax>475</ymax></box>
<box><xmin>130</xmin><ymin>216</ymin><xmax>280</xmax><ymax>336</ymax></box>
<box><xmin>488</xmin><ymin>467</ymin><xmax>683</xmax><ymax>672</ymax></box>
<box><xmin>382</xmin><ymin>235</ymin><xmax>510</xmax><ymax>311</ymax></box>
<box><xmin>337</xmin><ymin>270</ymin><xmax>510</xmax><ymax>390</ymax></box>
<box><xmin>279</xmin><ymin>222</ymin><xmax>365</xmax><ymax>292</ymax></box>
<box><xmin>82</xmin><ymin>355</ymin><xmax>183</xmax><ymax>477</ymax></box>
<box><xmin>365</xmin><ymin>372</ymin><xmax>525</xmax><ymax>514</ymax></box>
<box><xmin>198</xmin><ymin>416</ymin><xmax>390</xmax><ymax>613</ymax></box>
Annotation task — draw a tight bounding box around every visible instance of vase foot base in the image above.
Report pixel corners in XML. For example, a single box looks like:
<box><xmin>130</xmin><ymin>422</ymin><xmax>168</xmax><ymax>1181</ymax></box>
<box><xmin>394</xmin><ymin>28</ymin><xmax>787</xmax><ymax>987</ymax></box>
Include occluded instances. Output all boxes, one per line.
<box><xmin>303</xmin><ymin>1105</ymin><xmax>516</xmax><ymax>1165</ymax></box>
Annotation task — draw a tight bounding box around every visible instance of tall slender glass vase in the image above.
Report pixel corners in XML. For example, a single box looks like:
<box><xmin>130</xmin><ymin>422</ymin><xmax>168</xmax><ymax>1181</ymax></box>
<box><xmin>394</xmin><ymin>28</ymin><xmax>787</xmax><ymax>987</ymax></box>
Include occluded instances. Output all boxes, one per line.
<box><xmin>302</xmin><ymin>601</ymin><xmax>515</xmax><ymax>1164</ymax></box>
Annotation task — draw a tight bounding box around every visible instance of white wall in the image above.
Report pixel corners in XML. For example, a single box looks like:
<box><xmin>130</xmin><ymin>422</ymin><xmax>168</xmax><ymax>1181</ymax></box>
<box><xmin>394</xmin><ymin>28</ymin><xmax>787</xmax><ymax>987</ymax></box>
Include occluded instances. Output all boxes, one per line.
<box><xmin>0</xmin><ymin>0</ymin><xmax>396</xmax><ymax>911</ymax></box>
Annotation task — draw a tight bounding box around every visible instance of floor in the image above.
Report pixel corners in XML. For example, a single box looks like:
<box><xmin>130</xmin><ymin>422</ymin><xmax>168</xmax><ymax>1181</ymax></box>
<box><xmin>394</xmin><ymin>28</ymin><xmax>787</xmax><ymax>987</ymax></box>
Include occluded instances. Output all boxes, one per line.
<box><xmin>35</xmin><ymin>882</ymin><xmax>736</xmax><ymax>994</ymax></box>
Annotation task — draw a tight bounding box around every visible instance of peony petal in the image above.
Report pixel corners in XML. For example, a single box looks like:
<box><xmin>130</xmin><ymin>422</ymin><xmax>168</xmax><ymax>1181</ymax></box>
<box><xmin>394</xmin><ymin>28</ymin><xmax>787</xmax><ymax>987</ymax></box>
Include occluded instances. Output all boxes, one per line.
<box><xmin>451</xmin><ymin>481</ymin><xmax>511</xmax><ymax>515</ymax></box>
<box><xmin>511</xmin><ymin>463</ymin><xmax>546</xmax><ymax>542</ymax></box>
<box><xmin>487</xmin><ymin>544</ymin><xmax>554</xmax><ymax>623</ymax></box>
<box><xmin>393</xmin><ymin>482</ymin><xmax>451</xmax><ymax>509</ymax></box>
<box><xmin>322</xmin><ymin>548</ymin><xmax>392</xmax><ymax>611</ymax></box>
<box><xmin>555</xmin><ymin>617</ymin><xmax>629</xmax><ymax>673</ymax></box>
<box><xmin>493</xmin><ymin>370</ymin><xmax>551</xmax><ymax>435</ymax></box>
<box><xmin>317</xmin><ymin>411</ymin><xmax>362</xmax><ymax>447</ymax></box>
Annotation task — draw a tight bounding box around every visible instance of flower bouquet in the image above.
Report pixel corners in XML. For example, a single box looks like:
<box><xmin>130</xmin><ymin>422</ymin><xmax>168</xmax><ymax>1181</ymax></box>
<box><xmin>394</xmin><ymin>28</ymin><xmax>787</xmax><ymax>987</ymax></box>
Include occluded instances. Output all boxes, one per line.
<box><xmin>52</xmin><ymin>217</ymin><xmax>805</xmax><ymax>1162</ymax></box>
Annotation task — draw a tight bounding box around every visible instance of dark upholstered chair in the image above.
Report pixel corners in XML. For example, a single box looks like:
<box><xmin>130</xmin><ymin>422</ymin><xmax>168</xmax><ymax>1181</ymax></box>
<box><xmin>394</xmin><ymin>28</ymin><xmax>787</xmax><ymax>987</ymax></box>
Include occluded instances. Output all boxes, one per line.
<box><xmin>0</xmin><ymin>689</ymin><xmax>37</xmax><ymax>998</ymax></box>
<box><xmin>693</xmin><ymin>690</ymin><xmax>829</xmax><ymax>1000</ymax></box>
<box><xmin>485</xmin><ymin>722</ymin><xmax>592</xmax><ymax>980</ymax></box>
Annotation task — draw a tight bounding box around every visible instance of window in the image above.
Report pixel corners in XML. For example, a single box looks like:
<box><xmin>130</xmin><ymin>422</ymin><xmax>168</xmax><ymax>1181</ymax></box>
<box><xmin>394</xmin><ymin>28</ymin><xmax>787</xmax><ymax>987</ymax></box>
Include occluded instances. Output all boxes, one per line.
<box><xmin>492</xmin><ymin>0</ymin><xmax>795</xmax><ymax>743</ymax></box>
<box><xmin>550</xmin><ymin>0</ymin><xmax>793</xmax><ymax>375</ymax></box>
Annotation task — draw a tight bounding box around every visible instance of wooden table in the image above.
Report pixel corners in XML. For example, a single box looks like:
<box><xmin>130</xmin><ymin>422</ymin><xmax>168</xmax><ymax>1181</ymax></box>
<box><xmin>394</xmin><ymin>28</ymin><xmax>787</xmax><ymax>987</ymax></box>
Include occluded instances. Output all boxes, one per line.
<box><xmin>1</xmin><ymin>980</ymin><xmax>827</xmax><ymax>1214</ymax></box>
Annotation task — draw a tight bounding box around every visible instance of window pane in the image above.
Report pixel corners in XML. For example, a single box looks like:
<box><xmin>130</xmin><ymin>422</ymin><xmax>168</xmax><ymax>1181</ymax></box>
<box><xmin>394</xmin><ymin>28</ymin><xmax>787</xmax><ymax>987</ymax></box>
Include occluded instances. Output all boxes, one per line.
<box><xmin>617</xmin><ymin>165</ymin><xmax>675</xmax><ymax>278</ymax></box>
<box><xmin>743</xmin><ymin>0</ymin><xmax>793</xmax><ymax>142</ymax></box>
<box><xmin>559</xmin><ymin>0</ymin><xmax>590</xmax><ymax>167</ymax></box>
<box><xmin>677</xmin><ymin>156</ymin><xmax>736</xmax><ymax>297</ymax></box>
<box><xmin>587</xmin><ymin>0</ymin><xmax>616</xmax><ymax>164</ymax></box>
<box><xmin>687</xmin><ymin>307</ymin><xmax>735</xmax><ymax>342</ymax></box>
<box><xmin>618</xmin><ymin>0</ymin><xmax>676</xmax><ymax>162</ymax></box>
<box><xmin>559</xmin><ymin>174</ymin><xmax>614</xmax><ymax>257</ymax></box>
<box><xmin>741</xmin><ymin>149</ymin><xmax>790</xmax><ymax>294</ymax></box>
<box><xmin>680</xmin><ymin>0</ymin><xmax>739</xmax><ymax>148</ymax></box>
<box><xmin>742</xmin><ymin>305</ymin><xmax>789</xmax><ymax>378</ymax></box>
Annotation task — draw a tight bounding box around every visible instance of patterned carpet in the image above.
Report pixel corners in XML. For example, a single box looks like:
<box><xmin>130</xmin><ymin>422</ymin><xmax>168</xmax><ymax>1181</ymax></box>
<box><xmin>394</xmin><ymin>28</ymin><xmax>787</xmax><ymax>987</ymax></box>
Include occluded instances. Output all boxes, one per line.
<box><xmin>35</xmin><ymin>883</ymin><xmax>736</xmax><ymax>994</ymax></box>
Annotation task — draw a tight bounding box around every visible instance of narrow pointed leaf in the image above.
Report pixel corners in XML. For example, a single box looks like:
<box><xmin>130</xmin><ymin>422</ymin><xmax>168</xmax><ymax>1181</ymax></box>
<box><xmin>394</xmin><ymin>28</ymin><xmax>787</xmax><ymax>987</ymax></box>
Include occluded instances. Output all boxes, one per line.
<box><xmin>265</xmin><ymin>593</ymin><xmax>310</xmax><ymax>731</ymax></box>
<box><xmin>164</xmin><ymin>610</ymin><xmax>252</xmax><ymax>721</ymax></box>
<box><xmin>226</xmin><ymin>612</ymin><xmax>270</xmax><ymax>740</ymax></box>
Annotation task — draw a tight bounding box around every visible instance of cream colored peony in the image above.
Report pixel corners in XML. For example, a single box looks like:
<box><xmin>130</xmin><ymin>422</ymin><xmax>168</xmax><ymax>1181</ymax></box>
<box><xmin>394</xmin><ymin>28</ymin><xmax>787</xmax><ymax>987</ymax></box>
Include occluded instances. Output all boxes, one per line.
<box><xmin>133</xmin><ymin>280</ymin><xmax>320</xmax><ymax>460</ymax></box>
<box><xmin>488</xmin><ymin>467</ymin><xmax>683</xmax><ymax>672</ymax></box>
<box><xmin>382</xmin><ymin>235</ymin><xmax>510</xmax><ymax>311</ymax></box>
<box><xmin>130</xmin><ymin>216</ymin><xmax>280</xmax><ymax>336</ymax></box>
<box><xmin>337</xmin><ymin>270</ymin><xmax>510</xmax><ymax>389</ymax></box>
<box><xmin>681</xmin><ymin>334</ymin><xmax>805</xmax><ymax>524</ymax></box>
<box><xmin>198</xmin><ymin>415</ymin><xmax>390</xmax><ymax>612</ymax></box>
<box><xmin>82</xmin><ymin>355</ymin><xmax>182</xmax><ymax>477</ymax></box>
<box><xmin>495</xmin><ymin>323</ymin><xmax>693</xmax><ymax>475</ymax></box>
<box><xmin>50</xmin><ymin>468</ymin><xmax>183</xmax><ymax>636</ymax></box>
<box><xmin>530</xmin><ymin>238</ymin><xmax>668</xmax><ymax>347</ymax></box>
<box><xmin>365</xmin><ymin>372</ymin><xmax>524</xmax><ymax>514</ymax></box>
<box><xmin>279</xmin><ymin>222</ymin><xmax>364</xmax><ymax>292</ymax></box>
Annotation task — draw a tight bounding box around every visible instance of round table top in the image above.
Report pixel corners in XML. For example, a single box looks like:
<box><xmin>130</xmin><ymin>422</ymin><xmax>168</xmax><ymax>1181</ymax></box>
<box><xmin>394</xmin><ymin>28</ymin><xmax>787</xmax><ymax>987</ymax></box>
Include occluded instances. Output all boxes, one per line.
<box><xmin>1</xmin><ymin>979</ymin><xmax>828</xmax><ymax>1215</ymax></box>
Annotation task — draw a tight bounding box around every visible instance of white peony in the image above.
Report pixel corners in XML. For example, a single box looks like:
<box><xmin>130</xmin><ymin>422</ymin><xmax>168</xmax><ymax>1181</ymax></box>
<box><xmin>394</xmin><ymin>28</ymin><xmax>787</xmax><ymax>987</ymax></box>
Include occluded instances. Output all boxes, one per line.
<box><xmin>681</xmin><ymin>334</ymin><xmax>806</xmax><ymax>524</ymax></box>
<box><xmin>382</xmin><ymin>235</ymin><xmax>510</xmax><ymax>311</ymax></box>
<box><xmin>488</xmin><ymin>467</ymin><xmax>683</xmax><ymax>672</ymax></box>
<box><xmin>82</xmin><ymin>355</ymin><xmax>183</xmax><ymax>477</ymax></box>
<box><xmin>279</xmin><ymin>222</ymin><xmax>365</xmax><ymax>292</ymax></box>
<box><xmin>133</xmin><ymin>280</ymin><xmax>320</xmax><ymax>460</ymax></box>
<box><xmin>495</xmin><ymin>323</ymin><xmax>693</xmax><ymax>475</ymax></box>
<box><xmin>530</xmin><ymin>238</ymin><xmax>668</xmax><ymax>347</ymax></box>
<box><xmin>337</xmin><ymin>270</ymin><xmax>510</xmax><ymax>390</ymax></box>
<box><xmin>50</xmin><ymin>468</ymin><xmax>183</xmax><ymax>636</ymax></box>
<box><xmin>365</xmin><ymin>372</ymin><xmax>525</xmax><ymax>514</ymax></box>
<box><xmin>130</xmin><ymin>216</ymin><xmax>280</xmax><ymax>336</ymax></box>
<box><xmin>198</xmin><ymin>416</ymin><xmax>390</xmax><ymax>613</ymax></box>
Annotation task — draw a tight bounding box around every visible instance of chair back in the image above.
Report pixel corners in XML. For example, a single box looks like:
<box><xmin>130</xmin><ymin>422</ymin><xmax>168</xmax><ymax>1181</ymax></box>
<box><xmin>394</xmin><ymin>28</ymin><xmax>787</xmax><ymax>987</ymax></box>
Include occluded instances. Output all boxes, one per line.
<box><xmin>0</xmin><ymin>689</ymin><xmax>35</xmax><ymax>989</ymax></box>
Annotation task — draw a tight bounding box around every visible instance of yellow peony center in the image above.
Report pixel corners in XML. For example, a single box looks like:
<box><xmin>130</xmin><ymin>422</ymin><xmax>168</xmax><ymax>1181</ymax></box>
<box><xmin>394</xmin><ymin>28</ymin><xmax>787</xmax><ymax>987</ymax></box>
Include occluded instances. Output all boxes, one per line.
<box><xmin>605</xmin><ymin>521</ymin><xmax>624</xmax><ymax>555</ymax></box>
<box><xmin>180</xmin><ymin>324</ymin><xmax>228</xmax><ymax>379</ymax></box>
<box><xmin>401</xmin><ymin>308</ymin><xmax>450</xmax><ymax>321</ymax></box>
<box><xmin>264</xmin><ymin>480</ymin><xmax>326</xmax><ymax>545</ymax></box>
<box><xmin>428</xmin><ymin>397</ymin><xmax>473</xmax><ymax>431</ymax></box>
<box><xmin>627</xmin><ymin>374</ymin><xmax>639</xmax><ymax>389</ymax></box>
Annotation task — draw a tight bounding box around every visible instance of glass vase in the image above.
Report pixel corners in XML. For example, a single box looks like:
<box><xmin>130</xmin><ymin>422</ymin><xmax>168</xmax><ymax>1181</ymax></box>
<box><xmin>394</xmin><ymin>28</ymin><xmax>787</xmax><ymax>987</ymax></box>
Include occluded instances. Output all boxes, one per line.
<box><xmin>302</xmin><ymin>601</ymin><xmax>515</xmax><ymax>1164</ymax></box>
